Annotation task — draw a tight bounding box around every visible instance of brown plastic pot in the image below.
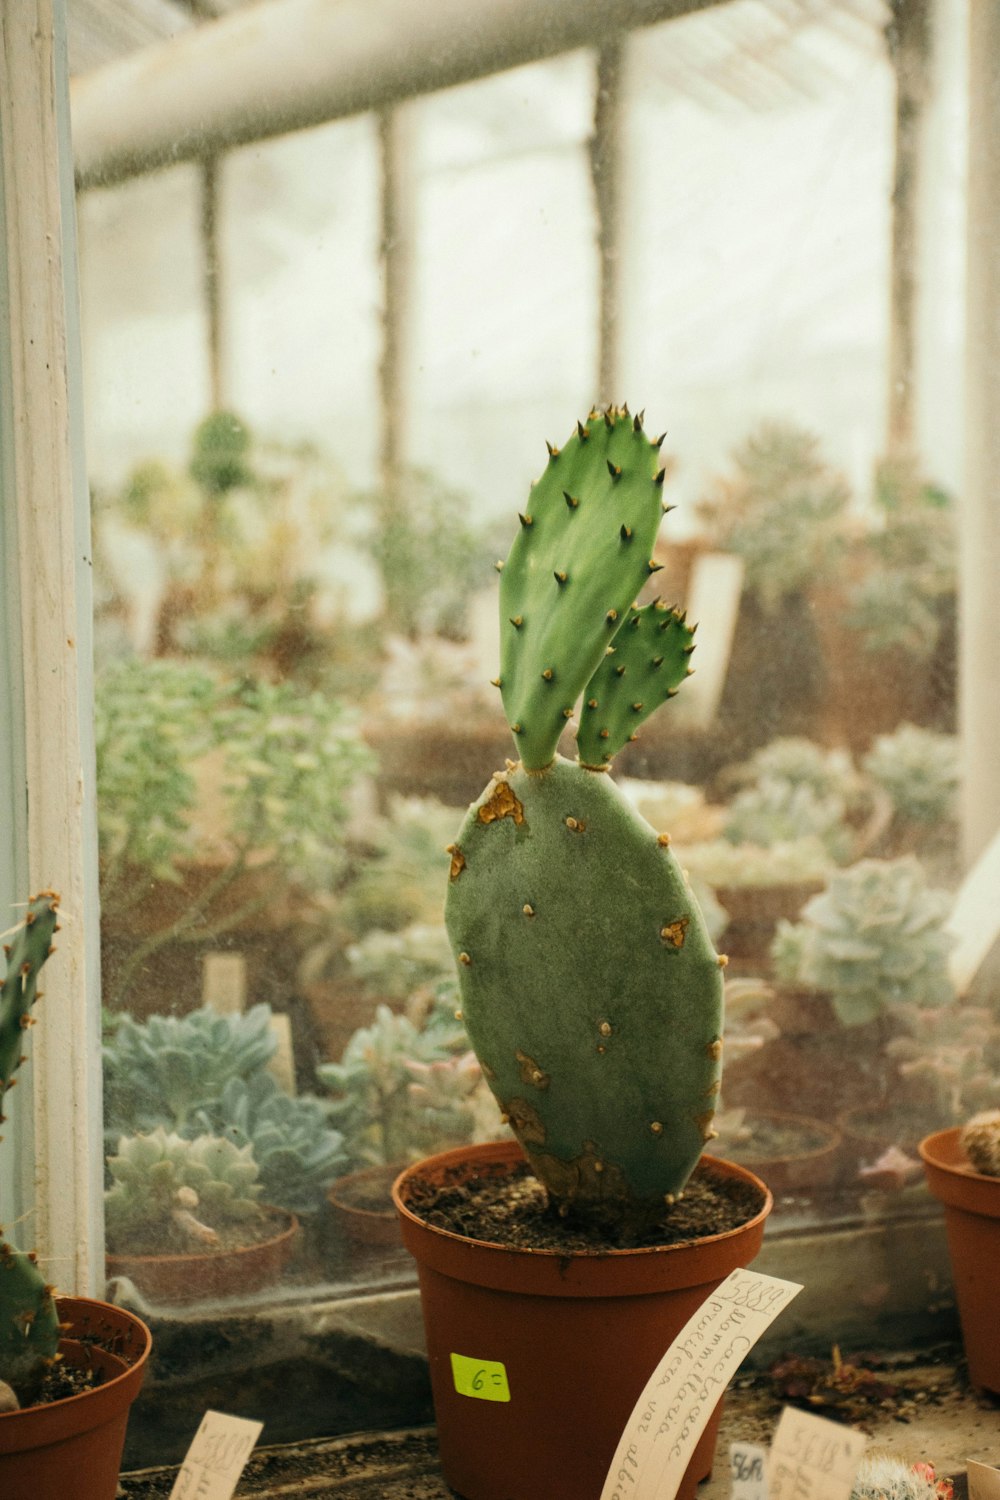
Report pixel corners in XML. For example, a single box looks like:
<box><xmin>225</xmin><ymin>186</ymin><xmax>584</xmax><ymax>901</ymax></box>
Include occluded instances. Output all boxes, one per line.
<box><xmin>0</xmin><ymin>1296</ymin><xmax>151</xmax><ymax>1499</ymax></box>
<box><xmin>920</xmin><ymin>1126</ymin><xmax>1000</xmax><ymax>1394</ymax></box>
<box><xmin>393</xmin><ymin>1139</ymin><xmax>772</xmax><ymax>1500</ymax></box>
<box><xmin>106</xmin><ymin>1208</ymin><xmax>298</xmax><ymax>1305</ymax></box>
<box><xmin>718</xmin><ymin>1110</ymin><xmax>843</xmax><ymax>1198</ymax></box>
<box><xmin>327</xmin><ymin>1164</ymin><xmax>404</xmax><ymax>1251</ymax></box>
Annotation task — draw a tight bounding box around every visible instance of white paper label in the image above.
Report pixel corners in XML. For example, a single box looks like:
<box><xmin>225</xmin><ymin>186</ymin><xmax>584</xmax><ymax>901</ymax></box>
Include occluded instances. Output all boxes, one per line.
<box><xmin>968</xmin><ymin>1460</ymin><xmax>1000</xmax><ymax>1500</ymax></box>
<box><xmin>731</xmin><ymin>1441</ymin><xmax>770</xmax><ymax>1500</ymax></box>
<box><xmin>168</xmin><ymin>1410</ymin><xmax>264</xmax><ymax>1500</ymax></box>
<box><xmin>601</xmin><ymin>1268</ymin><xmax>802</xmax><ymax>1500</ymax></box>
<box><xmin>767</xmin><ymin>1406</ymin><xmax>866</xmax><ymax>1500</ymax></box>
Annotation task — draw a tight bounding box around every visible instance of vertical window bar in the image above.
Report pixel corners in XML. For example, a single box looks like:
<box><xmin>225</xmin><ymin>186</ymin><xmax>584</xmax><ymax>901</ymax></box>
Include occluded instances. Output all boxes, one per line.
<box><xmin>0</xmin><ymin>0</ymin><xmax>104</xmax><ymax>1291</ymax></box>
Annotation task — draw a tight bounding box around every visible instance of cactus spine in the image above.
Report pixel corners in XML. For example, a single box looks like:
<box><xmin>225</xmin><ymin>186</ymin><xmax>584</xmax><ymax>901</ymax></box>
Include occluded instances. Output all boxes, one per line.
<box><xmin>446</xmin><ymin>410</ymin><xmax>724</xmax><ymax>1232</ymax></box>
<box><xmin>0</xmin><ymin>893</ymin><xmax>62</xmax><ymax>1404</ymax></box>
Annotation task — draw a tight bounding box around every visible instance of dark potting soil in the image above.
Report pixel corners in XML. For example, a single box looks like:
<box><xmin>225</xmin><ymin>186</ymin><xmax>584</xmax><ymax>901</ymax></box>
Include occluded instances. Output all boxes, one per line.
<box><xmin>401</xmin><ymin>1157</ymin><xmax>765</xmax><ymax>1251</ymax></box>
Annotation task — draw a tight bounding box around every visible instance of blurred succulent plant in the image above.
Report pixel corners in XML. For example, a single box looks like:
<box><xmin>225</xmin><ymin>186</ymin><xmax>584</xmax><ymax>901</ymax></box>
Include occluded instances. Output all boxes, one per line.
<box><xmin>318</xmin><ymin>1004</ymin><xmax>479</xmax><ymax>1168</ymax></box>
<box><xmin>103</xmin><ymin>1003</ymin><xmax>278</xmax><ymax>1137</ymax></box>
<box><xmin>846</xmin><ymin>456</ymin><xmax>955</xmax><ymax>661</ymax></box>
<box><xmin>190</xmin><ymin>1073</ymin><xmax>347</xmax><ymax>1215</ymax></box>
<box><xmin>887</xmin><ymin>1004</ymin><xmax>1000</xmax><ymax>1128</ymax></box>
<box><xmin>104</xmin><ymin>1128</ymin><xmax>264</xmax><ymax>1256</ymax></box>
<box><xmin>771</xmin><ymin>858</ymin><xmax>955</xmax><ymax>1026</ymax></box>
<box><xmin>740</xmin><ymin>737</ymin><xmax>858</xmax><ymax>805</ymax></box>
<box><xmin>695</xmin><ymin>422</ymin><xmax>849</xmax><ymax>611</ymax></box>
<box><xmin>862</xmin><ymin>724</ymin><xmax>959</xmax><ymax>827</ymax></box>
<box><xmin>679</xmin><ymin>835</ymin><xmax>833</xmax><ymax>890</ymax></box>
<box><xmin>338</xmin><ymin>796</ymin><xmax>458</xmax><ymax>939</ymax></box>
<box><xmin>723</xmin><ymin>778</ymin><xmax>852</xmax><ymax>863</ymax></box>
<box><xmin>345</xmin><ymin>923</ymin><xmax>455</xmax><ymax>1006</ymax></box>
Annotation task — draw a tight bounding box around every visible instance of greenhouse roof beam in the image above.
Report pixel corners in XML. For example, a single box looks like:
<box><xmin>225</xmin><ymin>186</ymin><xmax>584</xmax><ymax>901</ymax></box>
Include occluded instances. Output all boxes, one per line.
<box><xmin>70</xmin><ymin>0</ymin><xmax>727</xmax><ymax>189</ymax></box>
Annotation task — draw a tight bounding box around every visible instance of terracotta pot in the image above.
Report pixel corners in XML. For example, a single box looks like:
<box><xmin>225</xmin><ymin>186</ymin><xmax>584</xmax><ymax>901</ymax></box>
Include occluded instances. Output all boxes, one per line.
<box><xmin>328</xmin><ymin>1164</ymin><xmax>405</xmax><ymax>1250</ymax></box>
<box><xmin>393</xmin><ymin>1139</ymin><xmax>772</xmax><ymax>1500</ymax></box>
<box><xmin>920</xmin><ymin>1126</ymin><xmax>1000</xmax><ymax>1394</ymax></box>
<box><xmin>106</xmin><ymin>1209</ymin><xmax>298</xmax><ymax>1305</ymax></box>
<box><xmin>0</xmin><ymin>1296</ymin><xmax>151</xmax><ymax>1499</ymax></box>
<box><xmin>716</xmin><ymin>1110</ymin><xmax>842</xmax><ymax>1198</ymax></box>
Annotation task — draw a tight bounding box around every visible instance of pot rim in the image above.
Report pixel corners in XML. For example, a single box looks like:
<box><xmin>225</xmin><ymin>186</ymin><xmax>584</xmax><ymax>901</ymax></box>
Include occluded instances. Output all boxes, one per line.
<box><xmin>392</xmin><ymin>1138</ymin><xmax>772</xmax><ymax>1294</ymax></box>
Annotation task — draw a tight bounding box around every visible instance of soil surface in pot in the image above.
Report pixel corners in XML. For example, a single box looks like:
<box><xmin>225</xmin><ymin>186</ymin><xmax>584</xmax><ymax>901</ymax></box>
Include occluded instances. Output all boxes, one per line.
<box><xmin>401</xmin><ymin>1156</ymin><xmax>764</xmax><ymax>1251</ymax></box>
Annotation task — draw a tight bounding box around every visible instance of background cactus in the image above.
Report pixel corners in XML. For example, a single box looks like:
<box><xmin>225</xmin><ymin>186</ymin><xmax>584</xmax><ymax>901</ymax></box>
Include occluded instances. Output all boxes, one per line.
<box><xmin>104</xmin><ymin>1128</ymin><xmax>263</xmax><ymax>1255</ymax></box>
<box><xmin>959</xmin><ymin>1110</ymin><xmax>1000</xmax><ymax>1177</ymax></box>
<box><xmin>445</xmin><ymin>409</ymin><xmax>726</xmax><ymax>1233</ymax></box>
<box><xmin>0</xmin><ymin>894</ymin><xmax>63</xmax><ymax>1405</ymax></box>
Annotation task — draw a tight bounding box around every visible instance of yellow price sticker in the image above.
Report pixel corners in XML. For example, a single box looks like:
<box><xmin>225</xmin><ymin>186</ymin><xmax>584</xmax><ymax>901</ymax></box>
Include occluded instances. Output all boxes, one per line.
<box><xmin>450</xmin><ymin>1352</ymin><xmax>511</xmax><ymax>1403</ymax></box>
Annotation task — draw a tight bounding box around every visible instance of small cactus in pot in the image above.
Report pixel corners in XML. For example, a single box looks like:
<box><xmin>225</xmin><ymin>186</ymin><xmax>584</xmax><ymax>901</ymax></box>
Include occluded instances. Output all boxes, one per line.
<box><xmin>444</xmin><ymin>408</ymin><xmax>727</xmax><ymax>1236</ymax></box>
<box><xmin>0</xmin><ymin>894</ymin><xmax>63</xmax><ymax>1407</ymax></box>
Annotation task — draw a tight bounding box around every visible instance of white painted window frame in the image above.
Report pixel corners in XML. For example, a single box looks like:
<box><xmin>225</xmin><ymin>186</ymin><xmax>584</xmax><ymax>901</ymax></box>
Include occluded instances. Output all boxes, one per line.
<box><xmin>0</xmin><ymin>0</ymin><xmax>105</xmax><ymax>1292</ymax></box>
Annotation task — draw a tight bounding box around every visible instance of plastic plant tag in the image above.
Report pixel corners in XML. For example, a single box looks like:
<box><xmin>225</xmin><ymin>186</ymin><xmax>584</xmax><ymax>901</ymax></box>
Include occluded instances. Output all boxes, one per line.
<box><xmin>767</xmin><ymin>1406</ymin><xmax>866</xmax><ymax>1500</ymax></box>
<box><xmin>601</xmin><ymin>1268</ymin><xmax>802</xmax><ymax>1500</ymax></box>
<box><xmin>168</xmin><ymin>1410</ymin><xmax>264</xmax><ymax>1500</ymax></box>
<box><xmin>450</xmin><ymin>1352</ymin><xmax>511</xmax><ymax>1402</ymax></box>
<box><xmin>731</xmin><ymin>1441</ymin><xmax>770</xmax><ymax>1500</ymax></box>
<box><xmin>968</xmin><ymin>1460</ymin><xmax>1000</xmax><ymax>1500</ymax></box>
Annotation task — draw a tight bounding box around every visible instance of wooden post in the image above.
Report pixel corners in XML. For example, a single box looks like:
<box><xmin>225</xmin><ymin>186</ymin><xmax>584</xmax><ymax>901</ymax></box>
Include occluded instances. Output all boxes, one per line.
<box><xmin>961</xmin><ymin>1</ymin><xmax>1000</xmax><ymax>867</ymax></box>
<box><xmin>377</xmin><ymin>105</ymin><xmax>416</xmax><ymax>494</ymax></box>
<box><xmin>885</xmin><ymin>0</ymin><xmax>932</xmax><ymax>457</ymax></box>
<box><xmin>591</xmin><ymin>37</ymin><xmax>627</xmax><ymax>407</ymax></box>
<box><xmin>201</xmin><ymin>153</ymin><xmax>226</xmax><ymax>411</ymax></box>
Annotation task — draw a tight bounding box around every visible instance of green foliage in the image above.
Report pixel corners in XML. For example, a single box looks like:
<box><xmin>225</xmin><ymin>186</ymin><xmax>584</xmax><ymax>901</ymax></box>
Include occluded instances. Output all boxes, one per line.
<box><xmin>337</xmin><ymin>796</ymin><xmax>457</xmax><ymax>938</ymax></box>
<box><xmin>695</xmin><ymin>422</ymin><xmax>849</xmax><ymax>610</ymax></box>
<box><xmin>771</xmin><ymin>858</ymin><xmax>955</xmax><ymax>1026</ymax></box>
<box><xmin>0</xmin><ymin>896</ymin><xmax>62</xmax><ymax>1399</ymax></box>
<box><xmin>741</xmin><ymin>737</ymin><xmax>858</xmax><ymax>805</ymax></box>
<box><xmin>679</xmin><ymin>836</ymin><xmax>833</xmax><ymax>890</ymax></box>
<box><xmin>103</xmin><ymin>1004</ymin><xmax>278</xmax><ymax>1136</ymax></box>
<box><xmin>863</xmin><ymin>723</ymin><xmax>959</xmax><ymax>826</ymax></box>
<box><xmin>104</xmin><ymin>1128</ymin><xmax>263</xmax><ymax>1255</ymax></box>
<box><xmin>887</xmin><ymin>1004</ymin><xmax>1000</xmax><ymax>1127</ymax></box>
<box><xmin>364</xmin><ymin>468</ymin><xmax>502</xmax><ymax>640</ymax></box>
<box><xmin>190</xmin><ymin>1073</ymin><xmax>347</xmax><ymax>1215</ymax></box>
<box><xmin>445</xmin><ymin>410</ymin><xmax>725</xmax><ymax>1229</ymax></box>
<box><xmin>189</xmin><ymin>411</ymin><xmax>254</xmax><ymax>495</ymax></box>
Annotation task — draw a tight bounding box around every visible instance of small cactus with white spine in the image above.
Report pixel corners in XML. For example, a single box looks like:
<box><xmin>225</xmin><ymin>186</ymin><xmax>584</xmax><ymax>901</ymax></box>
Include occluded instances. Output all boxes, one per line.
<box><xmin>0</xmin><ymin>893</ymin><xmax>63</xmax><ymax>1406</ymax></box>
<box><xmin>445</xmin><ymin>408</ymin><xmax>726</xmax><ymax>1234</ymax></box>
<box><xmin>959</xmin><ymin>1110</ymin><xmax>1000</xmax><ymax>1177</ymax></box>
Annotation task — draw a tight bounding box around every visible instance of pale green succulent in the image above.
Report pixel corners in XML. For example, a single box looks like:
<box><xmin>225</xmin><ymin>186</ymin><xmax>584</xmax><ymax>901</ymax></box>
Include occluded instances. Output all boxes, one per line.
<box><xmin>742</xmin><ymin>737</ymin><xmax>858</xmax><ymax>804</ymax></box>
<box><xmin>190</xmin><ymin>1073</ymin><xmax>348</xmax><ymax>1215</ymax></box>
<box><xmin>105</xmin><ymin>1128</ymin><xmax>263</xmax><ymax>1255</ymax></box>
<box><xmin>771</xmin><ymin>858</ymin><xmax>955</xmax><ymax>1026</ymax></box>
<box><xmin>680</xmin><ymin>835</ymin><xmax>833</xmax><ymax>890</ymax></box>
<box><xmin>723</xmin><ymin>777</ymin><xmax>852</xmax><ymax>862</ymax></box>
<box><xmin>863</xmin><ymin>723</ymin><xmax>959</xmax><ymax>826</ymax></box>
<box><xmin>345</xmin><ymin>923</ymin><xmax>455</xmax><ymax>1005</ymax></box>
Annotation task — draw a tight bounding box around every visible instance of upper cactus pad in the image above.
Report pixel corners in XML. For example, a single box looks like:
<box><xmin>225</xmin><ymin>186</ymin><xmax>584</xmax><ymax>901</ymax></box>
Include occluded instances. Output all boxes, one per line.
<box><xmin>499</xmin><ymin>408</ymin><xmax>670</xmax><ymax>770</ymax></box>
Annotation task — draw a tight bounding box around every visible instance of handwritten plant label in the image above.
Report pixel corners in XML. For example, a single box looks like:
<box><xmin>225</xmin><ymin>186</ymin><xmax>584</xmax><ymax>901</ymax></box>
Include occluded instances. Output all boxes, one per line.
<box><xmin>168</xmin><ymin>1410</ymin><xmax>264</xmax><ymax>1500</ymax></box>
<box><xmin>731</xmin><ymin>1440</ymin><xmax>770</xmax><ymax>1500</ymax></box>
<box><xmin>450</xmin><ymin>1352</ymin><xmax>511</xmax><ymax>1402</ymax></box>
<box><xmin>600</xmin><ymin>1268</ymin><xmax>802</xmax><ymax>1500</ymax></box>
<box><xmin>968</xmin><ymin>1460</ymin><xmax>1000</xmax><ymax>1500</ymax></box>
<box><xmin>767</xmin><ymin>1406</ymin><xmax>866</xmax><ymax>1500</ymax></box>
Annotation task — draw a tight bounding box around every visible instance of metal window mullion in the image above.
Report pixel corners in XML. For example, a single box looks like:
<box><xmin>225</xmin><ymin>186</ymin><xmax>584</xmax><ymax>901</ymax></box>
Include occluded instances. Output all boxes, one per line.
<box><xmin>0</xmin><ymin>0</ymin><xmax>104</xmax><ymax>1293</ymax></box>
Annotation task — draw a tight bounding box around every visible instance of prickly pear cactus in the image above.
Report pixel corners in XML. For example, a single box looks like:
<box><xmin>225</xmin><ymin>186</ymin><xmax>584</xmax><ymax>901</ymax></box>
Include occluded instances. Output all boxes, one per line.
<box><xmin>445</xmin><ymin>409</ymin><xmax>726</xmax><ymax>1230</ymax></box>
<box><xmin>0</xmin><ymin>893</ymin><xmax>62</xmax><ymax>1401</ymax></box>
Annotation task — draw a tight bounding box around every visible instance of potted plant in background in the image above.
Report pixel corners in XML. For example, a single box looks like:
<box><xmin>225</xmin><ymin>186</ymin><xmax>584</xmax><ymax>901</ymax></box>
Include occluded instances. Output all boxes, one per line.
<box><xmin>920</xmin><ymin>1108</ymin><xmax>1000</xmax><ymax>1395</ymax></box>
<box><xmin>392</xmin><ymin>408</ymin><xmax>773</xmax><ymax>1500</ymax></box>
<box><xmin>0</xmin><ymin>893</ymin><xmax>151</xmax><ymax>1498</ymax></box>
<box><xmin>102</xmin><ymin>1003</ymin><xmax>347</xmax><ymax>1293</ymax></box>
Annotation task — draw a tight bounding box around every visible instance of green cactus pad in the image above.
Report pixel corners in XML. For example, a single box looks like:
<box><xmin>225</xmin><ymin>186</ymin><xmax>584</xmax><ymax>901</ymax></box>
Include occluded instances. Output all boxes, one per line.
<box><xmin>499</xmin><ymin>408</ymin><xmax>667</xmax><ymax>771</ymax></box>
<box><xmin>445</xmin><ymin>757</ymin><xmax>725</xmax><ymax>1225</ymax></box>
<box><xmin>0</xmin><ymin>892</ymin><xmax>58</xmax><ymax>1115</ymax></box>
<box><xmin>0</xmin><ymin>1244</ymin><xmax>61</xmax><ymax>1400</ymax></box>
<box><xmin>577</xmin><ymin>601</ymin><xmax>695</xmax><ymax>766</ymax></box>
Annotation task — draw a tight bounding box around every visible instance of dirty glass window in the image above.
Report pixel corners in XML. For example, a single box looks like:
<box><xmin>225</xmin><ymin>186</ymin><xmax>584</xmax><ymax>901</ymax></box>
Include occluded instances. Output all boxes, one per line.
<box><xmin>69</xmin><ymin>0</ymin><xmax>996</xmax><ymax>1440</ymax></box>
